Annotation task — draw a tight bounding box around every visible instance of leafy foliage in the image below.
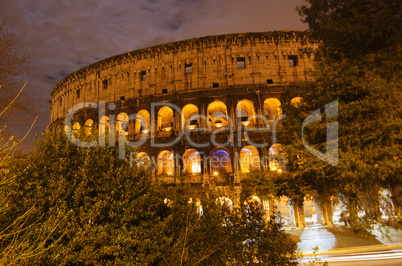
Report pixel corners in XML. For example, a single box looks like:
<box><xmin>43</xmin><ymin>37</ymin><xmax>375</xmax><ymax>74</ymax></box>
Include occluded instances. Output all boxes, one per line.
<box><xmin>278</xmin><ymin>0</ymin><xmax>401</xmax><ymax>229</ymax></box>
<box><xmin>297</xmin><ymin>0</ymin><xmax>402</xmax><ymax>59</ymax></box>
<box><xmin>1</xmin><ymin>128</ymin><xmax>299</xmax><ymax>265</ymax></box>
<box><xmin>244</xmin><ymin>0</ymin><xmax>401</xmax><ymax>232</ymax></box>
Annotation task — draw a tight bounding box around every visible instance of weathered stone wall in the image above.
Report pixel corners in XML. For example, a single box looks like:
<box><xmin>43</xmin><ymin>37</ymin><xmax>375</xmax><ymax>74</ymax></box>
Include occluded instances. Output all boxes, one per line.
<box><xmin>50</xmin><ymin>31</ymin><xmax>317</xmax><ymax>123</ymax></box>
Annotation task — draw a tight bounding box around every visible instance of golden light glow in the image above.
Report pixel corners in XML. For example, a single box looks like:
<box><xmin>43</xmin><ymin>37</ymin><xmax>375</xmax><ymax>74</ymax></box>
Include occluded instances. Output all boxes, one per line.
<box><xmin>215</xmin><ymin>122</ymin><xmax>223</xmax><ymax>128</ymax></box>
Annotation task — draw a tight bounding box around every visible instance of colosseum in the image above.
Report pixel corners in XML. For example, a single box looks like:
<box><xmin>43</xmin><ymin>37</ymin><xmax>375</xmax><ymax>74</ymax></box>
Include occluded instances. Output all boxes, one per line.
<box><xmin>50</xmin><ymin>31</ymin><xmax>342</xmax><ymax>228</ymax></box>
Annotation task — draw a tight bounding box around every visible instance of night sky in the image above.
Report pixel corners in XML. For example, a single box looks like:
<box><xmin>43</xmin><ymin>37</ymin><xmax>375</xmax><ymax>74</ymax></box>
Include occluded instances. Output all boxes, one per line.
<box><xmin>2</xmin><ymin>0</ymin><xmax>307</xmax><ymax>148</ymax></box>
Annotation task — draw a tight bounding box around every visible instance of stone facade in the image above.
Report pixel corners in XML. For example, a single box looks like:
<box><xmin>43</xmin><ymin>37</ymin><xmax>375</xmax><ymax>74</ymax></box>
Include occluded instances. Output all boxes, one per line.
<box><xmin>49</xmin><ymin>31</ymin><xmax>341</xmax><ymax>228</ymax></box>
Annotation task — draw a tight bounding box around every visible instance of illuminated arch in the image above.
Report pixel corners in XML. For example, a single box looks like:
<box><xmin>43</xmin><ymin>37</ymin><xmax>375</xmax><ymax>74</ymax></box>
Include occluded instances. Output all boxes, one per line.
<box><xmin>99</xmin><ymin>116</ymin><xmax>109</xmax><ymax>132</ymax></box>
<box><xmin>263</xmin><ymin>98</ymin><xmax>282</xmax><ymax>119</ymax></box>
<box><xmin>236</xmin><ymin>99</ymin><xmax>256</xmax><ymax>126</ymax></box>
<box><xmin>210</xmin><ymin>148</ymin><xmax>232</xmax><ymax>175</ymax></box>
<box><xmin>136</xmin><ymin>152</ymin><xmax>151</xmax><ymax>168</ymax></box>
<box><xmin>182</xmin><ymin>104</ymin><xmax>199</xmax><ymax>130</ymax></box>
<box><xmin>116</xmin><ymin>112</ymin><xmax>129</xmax><ymax>135</ymax></box>
<box><xmin>183</xmin><ymin>149</ymin><xmax>202</xmax><ymax>176</ymax></box>
<box><xmin>207</xmin><ymin>100</ymin><xmax>228</xmax><ymax>128</ymax></box>
<box><xmin>291</xmin><ymin>97</ymin><xmax>303</xmax><ymax>108</ymax></box>
<box><xmin>269</xmin><ymin>143</ymin><xmax>286</xmax><ymax>172</ymax></box>
<box><xmin>157</xmin><ymin>106</ymin><xmax>174</xmax><ymax>131</ymax></box>
<box><xmin>240</xmin><ymin>146</ymin><xmax>260</xmax><ymax>173</ymax></box>
<box><xmin>84</xmin><ymin>119</ymin><xmax>94</xmax><ymax>137</ymax></box>
<box><xmin>134</xmin><ymin>109</ymin><xmax>150</xmax><ymax>134</ymax></box>
<box><xmin>244</xmin><ymin>195</ymin><xmax>263</xmax><ymax>215</ymax></box>
<box><xmin>72</xmin><ymin>122</ymin><xmax>81</xmax><ymax>135</ymax></box>
<box><xmin>216</xmin><ymin>197</ymin><xmax>234</xmax><ymax>209</ymax></box>
<box><xmin>156</xmin><ymin>150</ymin><xmax>174</xmax><ymax>176</ymax></box>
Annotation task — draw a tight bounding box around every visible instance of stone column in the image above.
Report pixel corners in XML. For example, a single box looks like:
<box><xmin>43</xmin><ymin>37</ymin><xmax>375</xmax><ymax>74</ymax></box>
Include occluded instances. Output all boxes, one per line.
<box><xmin>315</xmin><ymin>196</ymin><xmax>334</xmax><ymax>226</ymax></box>
<box><xmin>289</xmin><ymin>198</ymin><xmax>305</xmax><ymax>228</ymax></box>
<box><xmin>199</xmin><ymin>100</ymin><xmax>207</xmax><ymax>131</ymax></box>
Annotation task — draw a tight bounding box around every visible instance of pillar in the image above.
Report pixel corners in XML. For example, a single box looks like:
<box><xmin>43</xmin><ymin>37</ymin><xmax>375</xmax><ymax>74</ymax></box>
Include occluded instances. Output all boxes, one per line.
<box><xmin>315</xmin><ymin>196</ymin><xmax>334</xmax><ymax>226</ymax></box>
<box><xmin>289</xmin><ymin>198</ymin><xmax>305</xmax><ymax>228</ymax></box>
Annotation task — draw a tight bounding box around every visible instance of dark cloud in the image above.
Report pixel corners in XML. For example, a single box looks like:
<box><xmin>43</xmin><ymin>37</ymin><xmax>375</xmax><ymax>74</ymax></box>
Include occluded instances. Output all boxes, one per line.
<box><xmin>1</xmin><ymin>0</ymin><xmax>307</xmax><ymax>145</ymax></box>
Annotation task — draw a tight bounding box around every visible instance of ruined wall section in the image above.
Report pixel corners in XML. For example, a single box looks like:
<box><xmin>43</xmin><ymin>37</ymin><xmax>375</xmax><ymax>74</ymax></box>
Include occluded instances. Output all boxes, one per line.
<box><xmin>50</xmin><ymin>31</ymin><xmax>317</xmax><ymax>123</ymax></box>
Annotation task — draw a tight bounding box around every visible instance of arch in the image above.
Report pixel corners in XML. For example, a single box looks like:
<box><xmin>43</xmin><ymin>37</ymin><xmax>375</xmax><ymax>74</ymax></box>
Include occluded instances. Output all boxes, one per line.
<box><xmin>136</xmin><ymin>152</ymin><xmax>151</xmax><ymax>168</ymax></box>
<box><xmin>183</xmin><ymin>149</ymin><xmax>201</xmax><ymax>176</ymax></box>
<box><xmin>240</xmin><ymin>146</ymin><xmax>260</xmax><ymax>173</ymax></box>
<box><xmin>182</xmin><ymin>104</ymin><xmax>200</xmax><ymax>129</ymax></box>
<box><xmin>207</xmin><ymin>100</ymin><xmax>228</xmax><ymax>128</ymax></box>
<box><xmin>244</xmin><ymin>195</ymin><xmax>263</xmax><ymax>216</ymax></box>
<box><xmin>134</xmin><ymin>109</ymin><xmax>150</xmax><ymax>134</ymax></box>
<box><xmin>269</xmin><ymin>143</ymin><xmax>286</xmax><ymax>172</ymax></box>
<box><xmin>99</xmin><ymin>115</ymin><xmax>110</xmax><ymax>136</ymax></box>
<box><xmin>236</xmin><ymin>99</ymin><xmax>256</xmax><ymax>126</ymax></box>
<box><xmin>156</xmin><ymin>150</ymin><xmax>175</xmax><ymax>176</ymax></box>
<box><xmin>72</xmin><ymin>122</ymin><xmax>81</xmax><ymax>134</ymax></box>
<box><xmin>157</xmin><ymin>106</ymin><xmax>174</xmax><ymax>131</ymax></box>
<box><xmin>216</xmin><ymin>197</ymin><xmax>234</xmax><ymax>209</ymax></box>
<box><xmin>116</xmin><ymin>112</ymin><xmax>129</xmax><ymax>135</ymax></box>
<box><xmin>210</xmin><ymin>148</ymin><xmax>232</xmax><ymax>175</ymax></box>
<box><xmin>84</xmin><ymin>119</ymin><xmax>94</xmax><ymax>136</ymax></box>
<box><xmin>291</xmin><ymin>97</ymin><xmax>303</xmax><ymax>108</ymax></box>
<box><xmin>64</xmin><ymin>125</ymin><xmax>70</xmax><ymax>134</ymax></box>
<box><xmin>263</xmin><ymin>98</ymin><xmax>282</xmax><ymax>119</ymax></box>
<box><xmin>274</xmin><ymin>195</ymin><xmax>292</xmax><ymax>226</ymax></box>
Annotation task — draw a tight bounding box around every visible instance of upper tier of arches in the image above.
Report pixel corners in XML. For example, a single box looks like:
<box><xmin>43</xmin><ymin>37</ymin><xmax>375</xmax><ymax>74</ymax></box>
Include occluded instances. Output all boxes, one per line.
<box><xmin>50</xmin><ymin>31</ymin><xmax>317</xmax><ymax>124</ymax></box>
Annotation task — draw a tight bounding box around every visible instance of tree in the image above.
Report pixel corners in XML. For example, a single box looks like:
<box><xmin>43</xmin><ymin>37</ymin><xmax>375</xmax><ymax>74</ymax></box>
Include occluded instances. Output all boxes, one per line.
<box><xmin>244</xmin><ymin>0</ymin><xmax>401</xmax><ymax>232</ymax></box>
<box><xmin>297</xmin><ymin>0</ymin><xmax>402</xmax><ymax>59</ymax></box>
<box><xmin>0</xmin><ymin>17</ymin><xmax>39</xmax><ymax>265</ymax></box>
<box><xmin>2</xmin><ymin>127</ymin><xmax>299</xmax><ymax>264</ymax></box>
<box><xmin>1</xmin><ymin>127</ymin><xmax>169</xmax><ymax>265</ymax></box>
<box><xmin>161</xmin><ymin>185</ymin><xmax>298</xmax><ymax>265</ymax></box>
<box><xmin>0</xmin><ymin>17</ymin><xmax>36</xmax><ymax>147</ymax></box>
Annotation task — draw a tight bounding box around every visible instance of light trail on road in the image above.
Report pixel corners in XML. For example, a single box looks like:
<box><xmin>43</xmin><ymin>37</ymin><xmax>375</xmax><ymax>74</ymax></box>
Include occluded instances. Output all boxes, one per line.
<box><xmin>301</xmin><ymin>249</ymin><xmax>402</xmax><ymax>265</ymax></box>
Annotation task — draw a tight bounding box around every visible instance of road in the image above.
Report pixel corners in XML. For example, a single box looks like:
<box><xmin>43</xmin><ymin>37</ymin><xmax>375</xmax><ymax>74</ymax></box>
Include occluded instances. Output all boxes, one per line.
<box><xmin>312</xmin><ymin>249</ymin><xmax>402</xmax><ymax>265</ymax></box>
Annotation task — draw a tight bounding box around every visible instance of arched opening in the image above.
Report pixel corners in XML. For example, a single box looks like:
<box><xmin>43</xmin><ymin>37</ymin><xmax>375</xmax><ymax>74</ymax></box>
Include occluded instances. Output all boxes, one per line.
<box><xmin>244</xmin><ymin>196</ymin><xmax>263</xmax><ymax>217</ymax></box>
<box><xmin>274</xmin><ymin>196</ymin><xmax>292</xmax><ymax>227</ymax></box>
<box><xmin>240</xmin><ymin>146</ymin><xmax>260</xmax><ymax>173</ymax></box>
<box><xmin>156</xmin><ymin>150</ymin><xmax>175</xmax><ymax>176</ymax></box>
<box><xmin>84</xmin><ymin>119</ymin><xmax>94</xmax><ymax>136</ymax></box>
<box><xmin>134</xmin><ymin>109</ymin><xmax>150</xmax><ymax>134</ymax></box>
<box><xmin>216</xmin><ymin>197</ymin><xmax>234</xmax><ymax>209</ymax></box>
<box><xmin>263</xmin><ymin>98</ymin><xmax>282</xmax><ymax>120</ymax></box>
<box><xmin>99</xmin><ymin>116</ymin><xmax>110</xmax><ymax>136</ymax></box>
<box><xmin>157</xmin><ymin>106</ymin><xmax>174</xmax><ymax>131</ymax></box>
<box><xmin>182</xmin><ymin>104</ymin><xmax>200</xmax><ymax>130</ymax></box>
<box><xmin>304</xmin><ymin>196</ymin><xmax>318</xmax><ymax>226</ymax></box>
<box><xmin>269</xmin><ymin>143</ymin><xmax>286</xmax><ymax>172</ymax></box>
<box><xmin>136</xmin><ymin>152</ymin><xmax>151</xmax><ymax>168</ymax></box>
<box><xmin>72</xmin><ymin>122</ymin><xmax>81</xmax><ymax>135</ymax></box>
<box><xmin>116</xmin><ymin>112</ymin><xmax>129</xmax><ymax>136</ymax></box>
<box><xmin>183</xmin><ymin>149</ymin><xmax>201</xmax><ymax>176</ymax></box>
<box><xmin>207</xmin><ymin>100</ymin><xmax>229</xmax><ymax>128</ymax></box>
<box><xmin>291</xmin><ymin>97</ymin><xmax>303</xmax><ymax>108</ymax></box>
<box><xmin>236</xmin><ymin>99</ymin><xmax>256</xmax><ymax>127</ymax></box>
<box><xmin>210</xmin><ymin>148</ymin><xmax>232</xmax><ymax>175</ymax></box>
